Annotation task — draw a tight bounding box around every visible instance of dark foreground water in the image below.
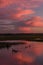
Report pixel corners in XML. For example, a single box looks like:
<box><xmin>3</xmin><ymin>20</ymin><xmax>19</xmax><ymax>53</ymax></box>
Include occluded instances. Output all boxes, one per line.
<box><xmin>0</xmin><ymin>40</ymin><xmax>43</xmax><ymax>65</ymax></box>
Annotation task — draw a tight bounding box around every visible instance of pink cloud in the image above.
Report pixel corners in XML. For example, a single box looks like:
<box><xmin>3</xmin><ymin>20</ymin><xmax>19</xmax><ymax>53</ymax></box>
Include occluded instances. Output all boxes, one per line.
<box><xmin>17</xmin><ymin>16</ymin><xmax>43</xmax><ymax>33</ymax></box>
<box><xmin>0</xmin><ymin>0</ymin><xmax>43</xmax><ymax>8</ymax></box>
<box><xmin>15</xmin><ymin>10</ymin><xmax>35</xmax><ymax>18</ymax></box>
<box><xmin>31</xmin><ymin>27</ymin><xmax>43</xmax><ymax>33</ymax></box>
<box><xmin>18</xmin><ymin>27</ymin><xmax>32</xmax><ymax>33</ymax></box>
<box><xmin>0</xmin><ymin>0</ymin><xmax>43</xmax><ymax>33</ymax></box>
<box><xmin>0</xmin><ymin>0</ymin><xmax>13</xmax><ymax>8</ymax></box>
<box><xmin>25</xmin><ymin>16</ymin><xmax>43</xmax><ymax>27</ymax></box>
<box><xmin>0</xmin><ymin>0</ymin><xmax>43</xmax><ymax>21</ymax></box>
<box><xmin>10</xmin><ymin>10</ymin><xmax>35</xmax><ymax>20</ymax></box>
<box><xmin>18</xmin><ymin>26</ymin><xmax>43</xmax><ymax>33</ymax></box>
<box><xmin>31</xmin><ymin>17</ymin><xmax>43</xmax><ymax>27</ymax></box>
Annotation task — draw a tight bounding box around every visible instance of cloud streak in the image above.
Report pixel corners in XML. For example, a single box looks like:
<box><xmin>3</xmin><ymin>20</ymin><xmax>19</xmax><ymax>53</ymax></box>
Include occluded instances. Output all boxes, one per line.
<box><xmin>10</xmin><ymin>10</ymin><xmax>35</xmax><ymax>20</ymax></box>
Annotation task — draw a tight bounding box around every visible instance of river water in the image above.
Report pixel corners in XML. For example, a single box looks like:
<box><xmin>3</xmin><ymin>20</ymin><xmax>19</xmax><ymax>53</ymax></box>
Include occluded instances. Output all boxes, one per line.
<box><xmin>0</xmin><ymin>40</ymin><xmax>43</xmax><ymax>65</ymax></box>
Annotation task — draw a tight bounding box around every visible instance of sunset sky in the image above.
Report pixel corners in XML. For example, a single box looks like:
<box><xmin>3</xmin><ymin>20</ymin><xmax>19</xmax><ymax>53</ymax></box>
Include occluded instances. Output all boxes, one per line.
<box><xmin>0</xmin><ymin>0</ymin><xmax>43</xmax><ymax>33</ymax></box>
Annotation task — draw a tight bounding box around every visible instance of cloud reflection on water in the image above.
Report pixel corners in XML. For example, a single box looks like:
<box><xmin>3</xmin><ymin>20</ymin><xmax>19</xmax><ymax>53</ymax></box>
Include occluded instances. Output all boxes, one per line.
<box><xmin>0</xmin><ymin>41</ymin><xmax>43</xmax><ymax>65</ymax></box>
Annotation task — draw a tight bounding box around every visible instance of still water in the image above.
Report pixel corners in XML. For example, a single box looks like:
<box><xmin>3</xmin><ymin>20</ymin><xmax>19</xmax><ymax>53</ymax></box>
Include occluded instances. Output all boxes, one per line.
<box><xmin>0</xmin><ymin>40</ymin><xmax>43</xmax><ymax>65</ymax></box>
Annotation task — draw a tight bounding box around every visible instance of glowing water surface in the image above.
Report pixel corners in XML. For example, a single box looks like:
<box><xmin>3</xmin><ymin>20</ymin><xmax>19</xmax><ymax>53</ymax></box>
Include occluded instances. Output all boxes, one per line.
<box><xmin>0</xmin><ymin>40</ymin><xmax>43</xmax><ymax>65</ymax></box>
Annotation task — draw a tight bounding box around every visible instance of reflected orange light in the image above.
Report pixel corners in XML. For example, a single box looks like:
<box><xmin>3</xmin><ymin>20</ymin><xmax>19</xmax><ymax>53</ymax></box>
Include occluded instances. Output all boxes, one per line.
<box><xmin>14</xmin><ymin>53</ymin><xmax>35</xmax><ymax>63</ymax></box>
<box><xmin>32</xmin><ymin>43</ymin><xmax>43</xmax><ymax>56</ymax></box>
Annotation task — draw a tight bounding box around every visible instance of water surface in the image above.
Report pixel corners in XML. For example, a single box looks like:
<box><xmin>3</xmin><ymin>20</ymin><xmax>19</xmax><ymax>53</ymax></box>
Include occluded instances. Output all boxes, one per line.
<box><xmin>0</xmin><ymin>40</ymin><xmax>43</xmax><ymax>65</ymax></box>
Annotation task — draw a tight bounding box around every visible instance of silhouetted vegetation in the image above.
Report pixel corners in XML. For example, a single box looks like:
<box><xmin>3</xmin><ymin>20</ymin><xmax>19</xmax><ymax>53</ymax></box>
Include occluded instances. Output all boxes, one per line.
<box><xmin>0</xmin><ymin>33</ymin><xmax>43</xmax><ymax>41</ymax></box>
<box><xmin>0</xmin><ymin>33</ymin><xmax>43</xmax><ymax>49</ymax></box>
<box><xmin>0</xmin><ymin>42</ymin><xmax>25</xmax><ymax>49</ymax></box>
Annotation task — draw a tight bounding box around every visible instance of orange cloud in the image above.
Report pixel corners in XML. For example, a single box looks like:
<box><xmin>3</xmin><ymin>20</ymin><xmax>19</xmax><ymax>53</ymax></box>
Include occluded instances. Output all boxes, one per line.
<box><xmin>26</xmin><ymin>27</ymin><xmax>43</xmax><ymax>33</ymax></box>
<box><xmin>0</xmin><ymin>0</ymin><xmax>43</xmax><ymax>21</ymax></box>
<box><xmin>32</xmin><ymin>21</ymin><xmax>43</xmax><ymax>27</ymax></box>
<box><xmin>0</xmin><ymin>0</ymin><xmax>43</xmax><ymax>33</ymax></box>
<box><xmin>25</xmin><ymin>16</ymin><xmax>43</xmax><ymax>27</ymax></box>
<box><xmin>31</xmin><ymin>16</ymin><xmax>43</xmax><ymax>27</ymax></box>
<box><xmin>10</xmin><ymin>9</ymin><xmax>35</xmax><ymax>20</ymax></box>
<box><xmin>0</xmin><ymin>0</ymin><xmax>43</xmax><ymax>8</ymax></box>
<box><xmin>15</xmin><ymin>10</ymin><xmax>35</xmax><ymax>18</ymax></box>
<box><xmin>18</xmin><ymin>27</ymin><xmax>32</xmax><ymax>33</ymax></box>
<box><xmin>31</xmin><ymin>27</ymin><xmax>43</xmax><ymax>33</ymax></box>
<box><xmin>18</xmin><ymin>26</ymin><xmax>43</xmax><ymax>33</ymax></box>
<box><xmin>0</xmin><ymin>0</ymin><xmax>13</xmax><ymax>8</ymax></box>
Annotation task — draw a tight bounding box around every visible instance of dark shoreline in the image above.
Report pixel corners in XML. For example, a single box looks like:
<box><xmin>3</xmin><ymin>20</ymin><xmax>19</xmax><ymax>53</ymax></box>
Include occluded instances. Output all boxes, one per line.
<box><xmin>0</xmin><ymin>33</ymin><xmax>43</xmax><ymax>41</ymax></box>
